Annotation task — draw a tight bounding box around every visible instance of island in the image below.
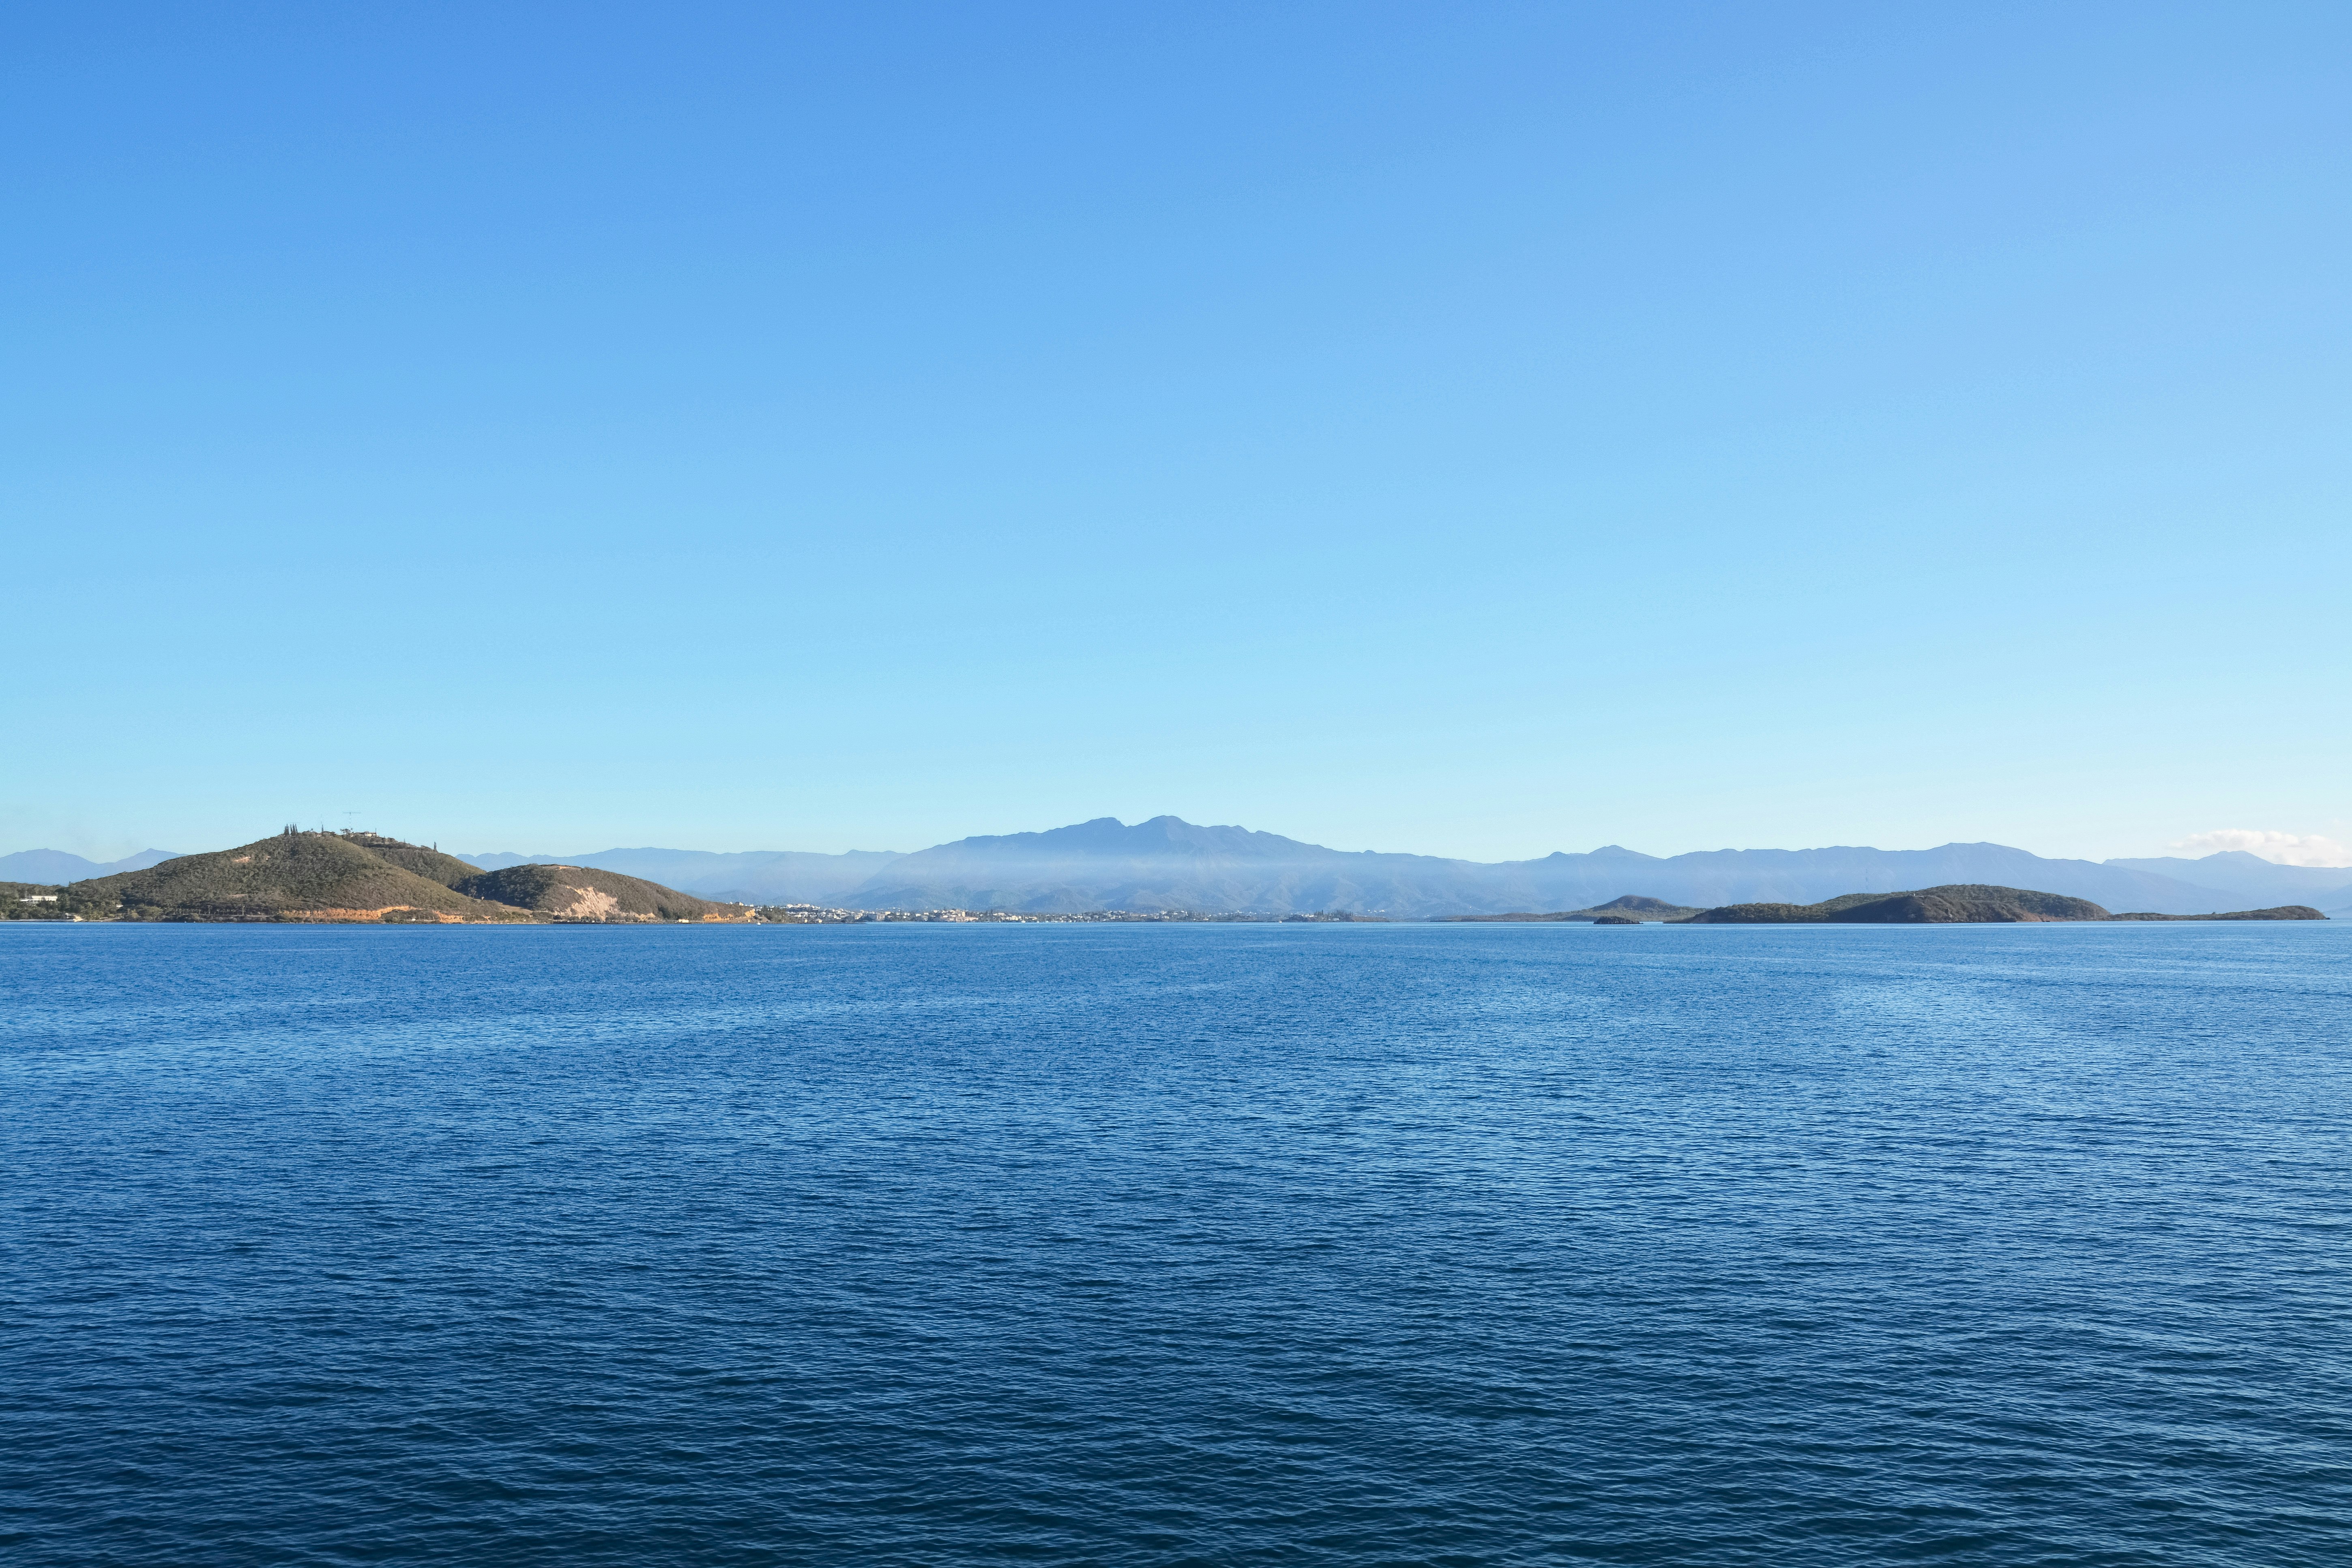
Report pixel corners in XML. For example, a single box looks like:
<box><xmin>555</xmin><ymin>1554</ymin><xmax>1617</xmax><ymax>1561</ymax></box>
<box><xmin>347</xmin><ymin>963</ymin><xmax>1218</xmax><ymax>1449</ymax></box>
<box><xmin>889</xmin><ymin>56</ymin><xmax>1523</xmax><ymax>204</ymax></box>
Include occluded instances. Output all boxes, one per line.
<box><xmin>1437</xmin><ymin>896</ymin><xmax>1707</xmax><ymax>924</ymax></box>
<box><xmin>1674</xmin><ymin>884</ymin><xmax>2325</xmax><ymax>923</ymax></box>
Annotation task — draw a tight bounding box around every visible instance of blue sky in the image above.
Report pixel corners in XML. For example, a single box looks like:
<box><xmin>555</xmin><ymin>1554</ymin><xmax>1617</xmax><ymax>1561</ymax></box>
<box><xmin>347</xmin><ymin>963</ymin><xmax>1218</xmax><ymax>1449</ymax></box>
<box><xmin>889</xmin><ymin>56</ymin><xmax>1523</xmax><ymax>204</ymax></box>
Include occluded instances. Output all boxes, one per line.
<box><xmin>6</xmin><ymin>2</ymin><xmax>2347</xmax><ymax>864</ymax></box>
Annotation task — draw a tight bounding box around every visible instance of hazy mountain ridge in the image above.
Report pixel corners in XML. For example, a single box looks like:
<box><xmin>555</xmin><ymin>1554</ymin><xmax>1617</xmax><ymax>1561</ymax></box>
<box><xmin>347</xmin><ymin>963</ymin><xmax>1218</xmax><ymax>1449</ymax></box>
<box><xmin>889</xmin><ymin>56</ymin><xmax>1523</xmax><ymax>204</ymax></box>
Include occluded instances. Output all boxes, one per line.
<box><xmin>2103</xmin><ymin>851</ymin><xmax>2352</xmax><ymax>907</ymax></box>
<box><xmin>845</xmin><ymin>817</ymin><xmax>1501</xmax><ymax>916</ymax></box>
<box><xmin>837</xmin><ymin>817</ymin><xmax>2260</xmax><ymax>918</ymax></box>
<box><xmin>0</xmin><ymin>848</ymin><xmax>182</xmax><ymax>882</ymax></box>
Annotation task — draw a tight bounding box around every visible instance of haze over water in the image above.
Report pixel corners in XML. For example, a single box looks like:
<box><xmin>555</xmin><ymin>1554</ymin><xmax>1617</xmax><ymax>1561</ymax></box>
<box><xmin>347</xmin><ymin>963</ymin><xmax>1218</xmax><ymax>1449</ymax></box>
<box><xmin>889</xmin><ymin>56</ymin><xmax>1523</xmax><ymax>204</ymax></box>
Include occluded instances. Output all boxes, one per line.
<box><xmin>4</xmin><ymin>922</ymin><xmax>2348</xmax><ymax>1565</ymax></box>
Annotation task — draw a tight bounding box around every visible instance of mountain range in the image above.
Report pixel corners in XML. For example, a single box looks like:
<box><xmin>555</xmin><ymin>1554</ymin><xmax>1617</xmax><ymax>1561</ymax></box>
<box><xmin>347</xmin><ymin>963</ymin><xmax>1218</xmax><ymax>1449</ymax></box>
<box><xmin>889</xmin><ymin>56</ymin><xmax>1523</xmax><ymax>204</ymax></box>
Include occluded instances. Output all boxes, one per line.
<box><xmin>0</xmin><ymin>847</ymin><xmax>183</xmax><ymax>883</ymax></box>
<box><xmin>2101</xmin><ymin>851</ymin><xmax>2352</xmax><ymax>909</ymax></box>
<box><xmin>419</xmin><ymin>817</ymin><xmax>2352</xmax><ymax>918</ymax></box>
<box><xmin>14</xmin><ymin>819</ymin><xmax>2349</xmax><ymax>920</ymax></box>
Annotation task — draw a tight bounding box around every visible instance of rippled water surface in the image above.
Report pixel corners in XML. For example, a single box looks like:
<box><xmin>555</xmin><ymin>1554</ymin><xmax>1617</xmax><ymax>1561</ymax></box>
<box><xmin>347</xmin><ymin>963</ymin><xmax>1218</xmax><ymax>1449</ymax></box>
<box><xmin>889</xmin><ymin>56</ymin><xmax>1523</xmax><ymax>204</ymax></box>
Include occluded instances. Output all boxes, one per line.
<box><xmin>4</xmin><ymin>921</ymin><xmax>2348</xmax><ymax>1566</ymax></box>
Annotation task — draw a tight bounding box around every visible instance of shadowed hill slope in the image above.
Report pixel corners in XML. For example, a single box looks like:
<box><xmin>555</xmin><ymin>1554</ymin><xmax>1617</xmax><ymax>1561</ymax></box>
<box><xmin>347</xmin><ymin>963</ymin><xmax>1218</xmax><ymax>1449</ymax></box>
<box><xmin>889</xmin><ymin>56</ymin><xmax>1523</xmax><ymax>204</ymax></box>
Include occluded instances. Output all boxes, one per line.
<box><xmin>454</xmin><ymin>864</ymin><xmax>747</xmax><ymax>922</ymax></box>
<box><xmin>328</xmin><ymin>833</ymin><xmax>488</xmax><ymax>889</ymax></box>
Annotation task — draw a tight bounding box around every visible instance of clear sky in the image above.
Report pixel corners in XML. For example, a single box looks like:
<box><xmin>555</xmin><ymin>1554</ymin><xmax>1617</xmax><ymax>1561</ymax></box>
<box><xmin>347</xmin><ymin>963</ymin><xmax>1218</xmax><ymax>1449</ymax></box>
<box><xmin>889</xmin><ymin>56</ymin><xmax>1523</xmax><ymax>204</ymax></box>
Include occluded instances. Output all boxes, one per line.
<box><xmin>6</xmin><ymin>3</ymin><xmax>2348</xmax><ymax>864</ymax></box>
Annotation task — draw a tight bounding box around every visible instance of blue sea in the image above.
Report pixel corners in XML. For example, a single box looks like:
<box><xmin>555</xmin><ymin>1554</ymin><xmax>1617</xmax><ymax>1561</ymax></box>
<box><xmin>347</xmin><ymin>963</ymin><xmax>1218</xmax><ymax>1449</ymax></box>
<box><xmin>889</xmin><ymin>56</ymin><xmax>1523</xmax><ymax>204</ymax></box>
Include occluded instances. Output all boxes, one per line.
<box><xmin>3</xmin><ymin>922</ymin><xmax>2347</xmax><ymax>1566</ymax></box>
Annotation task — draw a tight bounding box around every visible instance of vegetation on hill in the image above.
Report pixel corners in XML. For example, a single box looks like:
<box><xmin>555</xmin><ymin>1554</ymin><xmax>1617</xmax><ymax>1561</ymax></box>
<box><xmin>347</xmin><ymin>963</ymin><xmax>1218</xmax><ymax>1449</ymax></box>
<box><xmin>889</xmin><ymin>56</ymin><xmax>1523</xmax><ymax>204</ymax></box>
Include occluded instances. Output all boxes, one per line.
<box><xmin>337</xmin><ymin>832</ymin><xmax>485</xmax><ymax>889</ymax></box>
<box><xmin>3</xmin><ymin>881</ymin><xmax>76</xmax><ymax>920</ymax></box>
<box><xmin>60</xmin><ymin>830</ymin><xmax>526</xmax><ymax>922</ymax></box>
<box><xmin>454</xmin><ymin>864</ymin><xmax>747</xmax><ymax>921</ymax></box>
<box><xmin>1684</xmin><ymin>885</ymin><xmax>2110</xmax><ymax>923</ymax></box>
<box><xmin>0</xmin><ymin>830</ymin><xmax>747</xmax><ymax>924</ymax></box>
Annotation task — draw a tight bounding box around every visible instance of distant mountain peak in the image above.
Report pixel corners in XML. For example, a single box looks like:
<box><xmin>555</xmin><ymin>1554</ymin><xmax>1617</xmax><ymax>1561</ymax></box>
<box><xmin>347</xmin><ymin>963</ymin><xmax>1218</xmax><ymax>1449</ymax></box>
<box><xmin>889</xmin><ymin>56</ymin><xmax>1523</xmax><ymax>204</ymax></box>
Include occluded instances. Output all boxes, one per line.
<box><xmin>0</xmin><ymin>847</ymin><xmax>184</xmax><ymax>882</ymax></box>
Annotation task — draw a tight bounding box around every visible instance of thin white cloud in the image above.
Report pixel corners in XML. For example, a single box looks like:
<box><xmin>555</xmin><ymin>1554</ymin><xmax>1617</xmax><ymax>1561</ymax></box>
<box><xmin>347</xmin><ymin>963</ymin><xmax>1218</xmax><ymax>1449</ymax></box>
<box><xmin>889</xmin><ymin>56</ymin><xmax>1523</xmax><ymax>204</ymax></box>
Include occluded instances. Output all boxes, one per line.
<box><xmin>2168</xmin><ymin>829</ymin><xmax>2352</xmax><ymax>868</ymax></box>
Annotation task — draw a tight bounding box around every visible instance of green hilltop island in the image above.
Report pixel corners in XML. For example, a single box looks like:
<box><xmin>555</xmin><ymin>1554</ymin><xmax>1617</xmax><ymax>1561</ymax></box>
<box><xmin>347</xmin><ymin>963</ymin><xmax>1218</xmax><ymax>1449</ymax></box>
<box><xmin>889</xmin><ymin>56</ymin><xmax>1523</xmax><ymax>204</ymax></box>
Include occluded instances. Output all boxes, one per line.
<box><xmin>1</xmin><ymin>830</ymin><xmax>755</xmax><ymax>924</ymax></box>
